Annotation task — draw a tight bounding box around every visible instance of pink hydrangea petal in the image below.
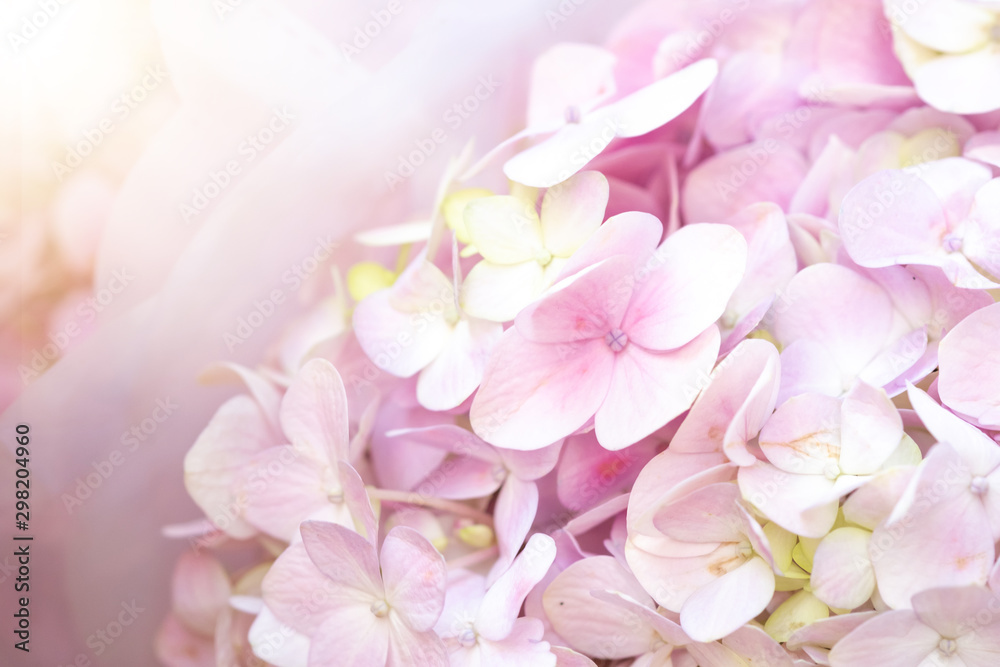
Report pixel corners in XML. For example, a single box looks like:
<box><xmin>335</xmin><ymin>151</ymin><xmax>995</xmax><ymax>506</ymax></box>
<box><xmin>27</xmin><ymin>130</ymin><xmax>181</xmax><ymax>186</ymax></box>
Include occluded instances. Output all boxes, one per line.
<box><xmin>907</xmin><ymin>385</ymin><xmax>1000</xmax><ymax>477</ymax></box>
<box><xmin>247</xmin><ymin>605</ymin><xmax>312</xmax><ymax>667</ymax></box>
<box><xmin>516</xmin><ymin>256</ymin><xmax>634</xmax><ymax>344</ymax></box>
<box><xmin>714</xmin><ymin>624</ymin><xmax>795</xmax><ymax>667</ymax></box>
<box><xmin>526</xmin><ymin>43</ymin><xmax>617</xmax><ymax>131</ymax></box>
<box><xmin>856</xmin><ymin>326</ymin><xmax>928</xmax><ymax>391</ymax></box>
<box><xmin>682</xmin><ymin>141</ymin><xmax>809</xmax><ymax>223</ymax></box>
<box><xmin>171</xmin><ymin>552</ymin><xmax>231</xmax><ymax>635</ymax></box>
<box><xmin>627</xmin><ymin>450</ymin><xmax>734</xmax><ymax>552</ymax></box>
<box><xmin>279</xmin><ymin>358</ymin><xmax>350</xmax><ymax>463</ymax></box>
<box><xmin>842</xmin><ymin>467</ymin><xmax>915</xmax><ymax>531</ymax></box>
<box><xmin>810</xmin><ymin>527</ymin><xmax>875</xmax><ymax>610</ymax></box>
<box><xmin>776</xmin><ymin>339</ymin><xmax>844</xmax><ymax>402</ymax></box>
<box><xmin>622</xmin><ymin>224</ymin><xmax>746</xmax><ymax>351</ymax></box>
<box><xmin>385</xmin><ymin>615</ymin><xmax>448</xmax><ymax>667</ymax></box>
<box><xmin>339</xmin><ymin>461</ymin><xmax>379</xmax><ymax>546</ymax></box>
<box><xmin>474</xmin><ymin>617</ymin><xmax>555</xmax><ymax>667</ymax></box>
<box><xmin>758</xmin><ymin>393</ymin><xmax>842</xmax><ymax>475</ymax></box>
<box><xmin>772</xmin><ymin>263</ymin><xmax>894</xmax><ymax>386</ymax></box>
<box><xmin>380</xmin><ymin>527</ymin><xmax>447</xmax><ymax>632</ymax></box>
<box><xmin>624</xmin><ymin>540</ymin><xmax>725</xmax><ymax>613</ymax></box>
<box><xmin>477</xmin><ymin>533</ymin><xmax>556</xmax><ymax>641</ymax></box>
<box><xmin>488</xmin><ymin>477</ymin><xmax>540</xmax><ymax>584</ymax></box>
<box><xmin>596</xmin><ymin>327</ymin><xmax>720</xmax><ymax>450</ymax></box>
<box><xmin>653</xmin><ymin>482</ymin><xmax>745</xmax><ymax>545</ymax></box>
<box><xmin>420</xmin><ymin>455</ymin><xmax>505</xmax><ymax>500</ymax></box>
<box><xmin>737</xmin><ymin>463</ymin><xmax>839</xmax><ymax>538</ymax></box>
<box><xmin>679</xmin><ymin>556</ymin><xmax>775</xmax><ymax>643</ymax></box>
<box><xmin>874</xmin><ymin>444</ymin><xmax>994</xmax><ymax>609</ymax></box>
<box><xmin>300</xmin><ymin>520</ymin><xmax>383</xmax><ymax>597</ymax></box>
<box><xmin>504</xmin><ymin>120</ymin><xmax>619</xmax><ymax>189</ymax></box>
<box><xmin>599</xmin><ymin>58</ymin><xmax>718</xmax><ymax>139</ymax></box>
<box><xmin>723</xmin><ymin>202</ymin><xmax>797</xmax><ymax>324</ymax></box>
<box><xmin>417</xmin><ymin>317</ymin><xmax>503</xmax><ymax>411</ymax></box>
<box><xmin>557</xmin><ymin>431</ymin><xmax>655</xmax><ymax>512</ymax></box>
<box><xmin>591</xmin><ymin>589</ymin><xmax>691</xmax><ymax>647</ymax></box>
<box><xmin>470</xmin><ymin>330</ymin><xmax>614</xmax><ymax>450</ymax></box>
<box><xmin>184</xmin><ymin>395</ymin><xmax>278</xmax><ymax>539</ymax></box>
<box><xmin>435</xmin><ymin>572</ymin><xmax>486</xmax><ymax>641</ymax></box>
<box><xmin>556</xmin><ymin>211</ymin><xmax>663</xmax><ymax>280</ymax></box>
<box><xmin>352</xmin><ymin>287</ymin><xmax>451</xmax><ymax>378</ymax></box>
<box><xmin>308</xmin><ymin>611</ymin><xmax>389</xmax><ymax>667</ymax></box>
<box><xmin>499</xmin><ymin>442</ymin><xmax>562</xmax><ymax>482</ymax></box>
<box><xmin>543</xmin><ymin>555</ymin><xmax>659</xmax><ymax>659</ymax></box>
<box><xmin>828</xmin><ymin>610</ymin><xmax>938</xmax><ymax>666</ymax></box>
<box><xmin>261</xmin><ymin>541</ymin><xmax>369</xmax><ymax>636</ymax></box>
<box><xmin>911</xmin><ymin>586</ymin><xmax>1000</xmax><ymax>640</ymax></box>
<box><xmin>670</xmin><ymin>338</ymin><xmax>780</xmax><ymax>466</ymax></box>
<box><xmin>389</xmin><ymin>424</ymin><xmax>500</xmax><ymax>463</ymax></box>
<box><xmin>551</xmin><ymin>646</ymin><xmax>598</xmax><ymax>667</ymax></box>
<box><xmin>156</xmin><ymin>613</ymin><xmax>215</xmax><ymax>667</ymax></box>
<box><xmin>938</xmin><ymin>302</ymin><xmax>1000</xmax><ymax>428</ymax></box>
<box><xmin>786</xmin><ymin>611</ymin><xmax>878</xmax><ymax>652</ymax></box>
<box><xmin>540</xmin><ymin>171</ymin><xmax>610</xmax><ymax>256</ymax></box>
<box><xmin>839</xmin><ymin>169</ymin><xmax>947</xmax><ymax>268</ymax></box>
<box><xmin>198</xmin><ymin>361</ymin><xmax>282</xmax><ymax>430</ymax></box>
<box><xmin>241</xmin><ymin>447</ymin><xmax>335</xmax><ymax>540</ymax></box>
<box><xmin>839</xmin><ymin>382</ymin><xmax>903</xmax><ymax>475</ymax></box>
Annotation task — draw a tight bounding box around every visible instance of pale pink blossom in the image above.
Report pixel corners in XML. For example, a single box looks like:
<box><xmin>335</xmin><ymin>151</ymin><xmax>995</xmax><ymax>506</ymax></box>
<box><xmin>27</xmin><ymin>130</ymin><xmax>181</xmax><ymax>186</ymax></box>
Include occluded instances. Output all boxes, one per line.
<box><xmin>829</xmin><ymin>586</ymin><xmax>1000</xmax><ymax>666</ymax></box>
<box><xmin>471</xmin><ymin>213</ymin><xmax>746</xmax><ymax>451</ymax></box>
<box><xmin>353</xmin><ymin>253</ymin><xmax>503</xmax><ymax>412</ymax></box>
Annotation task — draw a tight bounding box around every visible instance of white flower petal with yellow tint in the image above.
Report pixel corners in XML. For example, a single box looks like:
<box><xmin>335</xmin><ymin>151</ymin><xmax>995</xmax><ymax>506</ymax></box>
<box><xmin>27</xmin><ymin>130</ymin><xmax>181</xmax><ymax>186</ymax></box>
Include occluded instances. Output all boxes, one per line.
<box><xmin>464</xmin><ymin>195</ymin><xmax>544</xmax><ymax>264</ymax></box>
<box><xmin>539</xmin><ymin>171</ymin><xmax>608</xmax><ymax>257</ymax></box>
<box><xmin>460</xmin><ymin>260</ymin><xmax>546</xmax><ymax>322</ymax></box>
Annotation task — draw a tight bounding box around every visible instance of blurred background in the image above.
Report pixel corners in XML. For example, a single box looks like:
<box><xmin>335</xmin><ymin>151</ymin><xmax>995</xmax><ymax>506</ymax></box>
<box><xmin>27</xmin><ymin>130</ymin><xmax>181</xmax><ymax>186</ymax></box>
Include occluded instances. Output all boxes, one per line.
<box><xmin>0</xmin><ymin>0</ymin><xmax>644</xmax><ymax>663</ymax></box>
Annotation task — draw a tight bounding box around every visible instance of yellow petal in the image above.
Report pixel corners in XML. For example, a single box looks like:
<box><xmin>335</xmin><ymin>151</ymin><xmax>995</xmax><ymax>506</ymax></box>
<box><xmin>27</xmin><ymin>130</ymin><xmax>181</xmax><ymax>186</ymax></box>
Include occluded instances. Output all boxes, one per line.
<box><xmin>763</xmin><ymin>522</ymin><xmax>797</xmax><ymax>575</ymax></box>
<box><xmin>347</xmin><ymin>262</ymin><xmax>396</xmax><ymax>302</ymax></box>
<box><xmin>457</xmin><ymin>523</ymin><xmax>495</xmax><ymax>549</ymax></box>
<box><xmin>764</xmin><ymin>590</ymin><xmax>829</xmax><ymax>643</ymax></box>
<box><xmin>442</xmin><ymin>187</ymin><xmax>493</xmax><ymax>245</ymax></box>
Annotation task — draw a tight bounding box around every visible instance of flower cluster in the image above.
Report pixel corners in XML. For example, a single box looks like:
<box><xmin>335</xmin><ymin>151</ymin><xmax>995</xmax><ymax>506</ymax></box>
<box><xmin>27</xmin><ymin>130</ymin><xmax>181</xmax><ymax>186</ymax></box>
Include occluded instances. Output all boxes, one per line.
<box><xmin>159</xmin><ymin>1</ymin><xmax>1000</xmax><ymax>665</ymax></box>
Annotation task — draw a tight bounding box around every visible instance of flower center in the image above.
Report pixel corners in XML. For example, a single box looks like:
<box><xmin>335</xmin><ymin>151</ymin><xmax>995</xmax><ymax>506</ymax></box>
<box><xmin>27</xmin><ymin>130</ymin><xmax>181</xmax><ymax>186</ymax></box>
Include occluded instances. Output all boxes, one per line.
<box><xmin>564</xmin><ymin>105</ymin><xmax>582</xmax><ymax>124</ymax></box>
<box><xmin>971</xmin><ymin>476</ymin><xmax>989</xmax><ymax>495</ymax></box>
<box><xmin>535</xmin><ymin>248</ymin><xmax>553</xmax><ymax>266</ymax></box>
<box><xmin>942</xmin><ymin>234</ymin><xmax>963</xmax><ymax>253</ymax></box>
<box><xmin>370</xmin><ymin>600</ymin><xmax>389</xmax><ymax>618</ymax></box>
<box><xmin>938</xmin><ymin>638</ymin><xmax>958</xmax><ymax>656</ymax></box>
<box><xmin>458</xmin><ymin>628</ymin><xmax>477</xmax><ymax>648</ymax></box>
<box><xmin>605</xmin><ymin>328</ymin><xmax>628</xmax><ymax>352</ymax></box>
